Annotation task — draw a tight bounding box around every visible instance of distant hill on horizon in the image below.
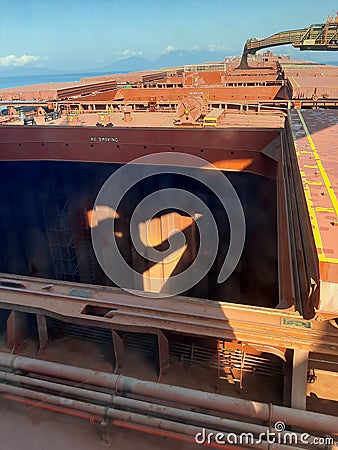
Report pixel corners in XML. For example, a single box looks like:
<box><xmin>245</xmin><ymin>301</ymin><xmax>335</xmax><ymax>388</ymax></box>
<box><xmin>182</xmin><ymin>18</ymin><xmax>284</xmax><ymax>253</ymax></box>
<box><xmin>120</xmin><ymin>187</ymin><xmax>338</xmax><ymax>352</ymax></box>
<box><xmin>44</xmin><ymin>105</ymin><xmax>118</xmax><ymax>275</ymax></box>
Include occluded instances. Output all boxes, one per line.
<box><xmin>0</xmin><ymin>49</ymin><xmax>232</xmax><ymax>78</ymax></box>
<box><xmin>99</xmin><ymin>49</ymin><xmax>230</xmax><ymax>73</ymax></box>
<box><xmin>0</xmin><ymin>49</ymin><xmax>337</xmax><ymax>79</ymax></box>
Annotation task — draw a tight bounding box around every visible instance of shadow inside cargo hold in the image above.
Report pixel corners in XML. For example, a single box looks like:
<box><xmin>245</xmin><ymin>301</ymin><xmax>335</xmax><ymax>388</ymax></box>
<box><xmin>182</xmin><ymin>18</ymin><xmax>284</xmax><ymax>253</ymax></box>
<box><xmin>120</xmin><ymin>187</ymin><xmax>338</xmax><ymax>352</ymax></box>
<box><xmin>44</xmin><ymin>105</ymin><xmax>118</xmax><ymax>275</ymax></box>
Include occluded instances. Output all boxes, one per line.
<box><xmin>0</xmin><ymin>160</ymin><xmax>278</xmax><ymax>308</ymax></box>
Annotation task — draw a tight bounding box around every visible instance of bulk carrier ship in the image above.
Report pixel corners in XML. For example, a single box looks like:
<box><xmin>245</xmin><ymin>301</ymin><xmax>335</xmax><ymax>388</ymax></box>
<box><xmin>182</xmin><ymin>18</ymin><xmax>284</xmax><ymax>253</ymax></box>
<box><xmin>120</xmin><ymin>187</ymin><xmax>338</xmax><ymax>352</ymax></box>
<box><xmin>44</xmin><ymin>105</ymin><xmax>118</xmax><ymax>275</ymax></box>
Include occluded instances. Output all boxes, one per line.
<box><xmin>0</xmin><ymin>15</ymin><xmax>338</xmax><ymax>450</ymax></box>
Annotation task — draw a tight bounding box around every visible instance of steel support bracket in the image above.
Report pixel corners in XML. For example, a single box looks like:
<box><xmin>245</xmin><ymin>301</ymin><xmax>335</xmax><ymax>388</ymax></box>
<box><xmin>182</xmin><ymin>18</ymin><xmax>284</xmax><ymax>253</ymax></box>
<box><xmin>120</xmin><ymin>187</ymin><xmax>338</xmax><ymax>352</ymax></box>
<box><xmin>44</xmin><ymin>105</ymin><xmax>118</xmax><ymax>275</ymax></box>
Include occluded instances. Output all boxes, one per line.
<box><xmin>99</xmin><ymin>415</ymin><xmax>113</xmax><ymax>446</ymax></box>
<box><xmin>157</xmin><ymin>329</ymin><xmax>170</xmax><ymax>382</ymax></box>
<box><xmin>111</xmin><ymin>329</ymin><xmax>124</xmax><ymax>374</ymax></box>
<box><xmin>36</xmin><ymin>314</ymin><xmax>49</xmax><ymax>355</ymax></box>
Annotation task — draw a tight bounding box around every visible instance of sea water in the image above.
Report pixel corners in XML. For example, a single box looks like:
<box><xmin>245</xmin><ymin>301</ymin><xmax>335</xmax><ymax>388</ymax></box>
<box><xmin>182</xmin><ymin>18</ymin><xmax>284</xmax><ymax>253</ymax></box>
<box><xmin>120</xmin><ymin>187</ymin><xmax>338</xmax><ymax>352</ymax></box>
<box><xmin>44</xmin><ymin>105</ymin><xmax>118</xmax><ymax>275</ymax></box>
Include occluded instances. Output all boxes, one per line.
<box><xmin>0</xmin><ymin>72</ymin><xmax>123</xmax><ymax>89</ymax></box>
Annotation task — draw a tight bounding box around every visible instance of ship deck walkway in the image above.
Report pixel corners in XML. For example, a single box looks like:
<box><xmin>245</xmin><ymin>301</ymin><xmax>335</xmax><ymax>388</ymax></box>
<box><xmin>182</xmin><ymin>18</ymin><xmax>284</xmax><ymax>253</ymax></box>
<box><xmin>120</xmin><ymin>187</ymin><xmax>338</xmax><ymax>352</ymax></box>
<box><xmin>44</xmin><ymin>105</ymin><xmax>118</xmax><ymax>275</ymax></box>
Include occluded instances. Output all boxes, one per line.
<box><xmin>288</xmin><ymin>109</ymin><xmax>338</xmax><ymax>313</ymax></box>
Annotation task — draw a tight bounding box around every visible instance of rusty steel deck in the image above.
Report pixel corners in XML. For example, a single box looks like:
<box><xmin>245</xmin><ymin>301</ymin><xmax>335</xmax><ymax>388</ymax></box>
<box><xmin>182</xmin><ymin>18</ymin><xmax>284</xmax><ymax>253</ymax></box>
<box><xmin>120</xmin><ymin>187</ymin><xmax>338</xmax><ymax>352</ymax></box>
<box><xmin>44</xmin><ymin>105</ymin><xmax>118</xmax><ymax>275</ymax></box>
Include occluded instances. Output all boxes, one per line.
<box><xmin>288</xmin><ymin>109</ymin><xmax>338</xmax><ymax>315</ymax></box>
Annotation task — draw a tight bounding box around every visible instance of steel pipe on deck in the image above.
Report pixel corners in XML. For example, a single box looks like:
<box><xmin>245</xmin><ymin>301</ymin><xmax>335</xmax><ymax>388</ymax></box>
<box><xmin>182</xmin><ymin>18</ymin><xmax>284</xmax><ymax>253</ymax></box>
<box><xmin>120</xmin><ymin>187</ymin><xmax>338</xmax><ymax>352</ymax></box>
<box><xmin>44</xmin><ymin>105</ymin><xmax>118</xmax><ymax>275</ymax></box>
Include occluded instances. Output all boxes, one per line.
<box><xmin>0</xmin><ymin>383</ymin><xmax>285</xmax><ymax>450</ymax></box>
<box><xmin>1</xmin><ymin>370</ymin><xmax>325</xmax><ymax>447</ymax></box>
<box><xmin>0</xmin><ymin>394</ymin><xmax>218</xmax><ymax>450</ymax></box>
<box><xmin>0</xmin><ymin>370</ymin><xmax>267</xmax><ymax>436</ymax></box>
<box><xmin>0</xmin><ymin>352</ymin><xmax>337</xmax><ymax>435</ymax></box>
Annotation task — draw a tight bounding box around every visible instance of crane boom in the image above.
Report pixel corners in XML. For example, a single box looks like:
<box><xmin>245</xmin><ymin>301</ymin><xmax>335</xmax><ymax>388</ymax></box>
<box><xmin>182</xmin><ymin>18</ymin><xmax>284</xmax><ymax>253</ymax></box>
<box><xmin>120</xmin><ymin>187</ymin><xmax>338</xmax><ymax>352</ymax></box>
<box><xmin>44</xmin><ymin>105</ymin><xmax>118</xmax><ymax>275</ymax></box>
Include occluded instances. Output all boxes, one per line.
<box><xmin>239</xmin><ymin>14</ymin><xmax>338</xmax><ymax>69</ymax></box>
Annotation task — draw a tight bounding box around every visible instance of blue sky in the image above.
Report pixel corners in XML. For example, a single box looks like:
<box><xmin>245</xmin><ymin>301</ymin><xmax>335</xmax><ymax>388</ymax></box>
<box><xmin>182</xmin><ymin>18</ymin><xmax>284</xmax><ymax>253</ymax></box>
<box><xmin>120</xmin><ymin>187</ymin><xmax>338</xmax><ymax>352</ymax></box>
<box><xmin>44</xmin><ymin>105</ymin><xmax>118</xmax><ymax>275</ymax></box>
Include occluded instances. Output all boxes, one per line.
<box><xmin>0</xmin><ymin>0</ymin><xmax>337</xmax><ymax>71</ymax></box>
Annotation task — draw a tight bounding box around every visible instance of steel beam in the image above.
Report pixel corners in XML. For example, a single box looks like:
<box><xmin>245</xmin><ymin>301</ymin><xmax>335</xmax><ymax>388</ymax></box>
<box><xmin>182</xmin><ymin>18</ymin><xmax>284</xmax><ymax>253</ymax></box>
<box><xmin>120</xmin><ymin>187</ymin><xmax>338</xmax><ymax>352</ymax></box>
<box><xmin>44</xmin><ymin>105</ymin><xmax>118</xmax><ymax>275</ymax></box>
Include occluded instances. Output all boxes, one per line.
<box><xmin>0</xmin><ymin>274</ymin><xmax>338</xmax><ymax>356</ymax></box>
<box><xmin>291</xmin><ymin>349</ymin><xmax>309</xmax><ymax>411</ymax></box>
<box><xmin>240</xmin><ymin>18</ymin><xmax>338</xmax><ymax>69</ymax></box>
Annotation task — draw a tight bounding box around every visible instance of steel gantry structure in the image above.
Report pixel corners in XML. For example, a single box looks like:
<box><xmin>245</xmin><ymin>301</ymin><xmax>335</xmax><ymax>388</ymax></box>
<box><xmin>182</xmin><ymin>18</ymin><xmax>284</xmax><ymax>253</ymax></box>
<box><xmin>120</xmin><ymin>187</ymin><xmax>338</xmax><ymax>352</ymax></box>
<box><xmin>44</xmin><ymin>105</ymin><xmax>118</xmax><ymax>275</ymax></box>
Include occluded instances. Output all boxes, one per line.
<box><xmin>239</xmin><ymin>13</ymin><xmax>338</xmax><ymax>68</ymax></box>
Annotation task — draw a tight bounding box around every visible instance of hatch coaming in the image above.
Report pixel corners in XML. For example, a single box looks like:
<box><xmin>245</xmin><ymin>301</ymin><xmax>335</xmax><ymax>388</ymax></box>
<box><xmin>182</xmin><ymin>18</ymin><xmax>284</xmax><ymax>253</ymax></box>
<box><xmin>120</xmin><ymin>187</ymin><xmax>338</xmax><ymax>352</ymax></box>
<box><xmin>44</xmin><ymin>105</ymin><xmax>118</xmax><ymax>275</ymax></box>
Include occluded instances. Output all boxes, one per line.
<box><xmin>1</xmin><ymin>122</ymin><xmax>333</xmax><ymax>318</ymax></box>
